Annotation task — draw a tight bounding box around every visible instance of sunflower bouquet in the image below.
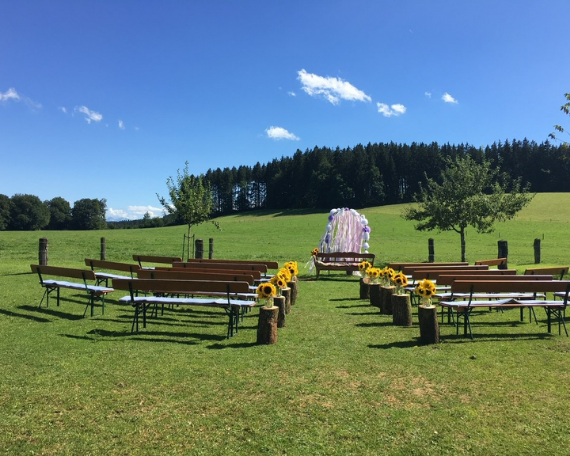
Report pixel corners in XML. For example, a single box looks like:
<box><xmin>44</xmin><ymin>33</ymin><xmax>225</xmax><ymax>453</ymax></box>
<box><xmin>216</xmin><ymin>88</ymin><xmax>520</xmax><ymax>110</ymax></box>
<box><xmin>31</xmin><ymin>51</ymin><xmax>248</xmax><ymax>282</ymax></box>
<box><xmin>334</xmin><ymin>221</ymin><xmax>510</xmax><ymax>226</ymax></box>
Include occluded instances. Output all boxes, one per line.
<box><xmin>380</xmin><ymin>267</ymin><xmax>395</xmax><ymax>286</ymax></box>
<box><xmin>358</xmin><ymin>260</ymin><xmax>372</xmax><ymax>277</ymax></box>
<box><xmin>256</xmin><ymin>282</ymin><xmax>277</xmax><ymax>307</ymax></box>
<box><xmin>270</xmin><ymin>268</ymin><xmax>291</xmax><ymax>295</ymax></box>
<box><xmin>391</xmin><ymin>272</ymin><xmax>409</xmax><ymax>295</ymax></box>
<box><xmin>414</xmin><ymin>279</ymin><xmax>437</xmax><ymax>307</ymax></box>
<box><xmin>365</xmin><ymin>266</ymin><xmax>381</xmax><ymax>284</ymax></box>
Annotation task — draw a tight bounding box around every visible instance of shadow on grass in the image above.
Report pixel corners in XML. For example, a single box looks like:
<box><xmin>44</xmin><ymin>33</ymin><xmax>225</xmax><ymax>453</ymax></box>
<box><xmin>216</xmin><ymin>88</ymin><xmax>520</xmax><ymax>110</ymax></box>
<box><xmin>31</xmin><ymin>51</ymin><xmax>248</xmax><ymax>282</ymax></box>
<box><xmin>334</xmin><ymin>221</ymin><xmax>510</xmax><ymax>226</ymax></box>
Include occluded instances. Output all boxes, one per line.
<box><xmin>0</xmin><ymin>307</ymin><xmax>52</xmax><ymax>323</ymax></box>
<box><xmin>18</xmin><ymin>305</ymin><xmax>85</xmax><ymax>321</ymax></box>
<box><xmin>356</xmin><ymin>320</ymin><xmax>394</xmax><ymax>328</ymax></box>
<box><xmin>330</xmin><ymin>298</ymin><xmax>362</xmax><ymax>303</ymax></box>
<box><xmin>368</xmin><ymin>339</ymin><xmax>420</xmax><ymax>349</ymax></box>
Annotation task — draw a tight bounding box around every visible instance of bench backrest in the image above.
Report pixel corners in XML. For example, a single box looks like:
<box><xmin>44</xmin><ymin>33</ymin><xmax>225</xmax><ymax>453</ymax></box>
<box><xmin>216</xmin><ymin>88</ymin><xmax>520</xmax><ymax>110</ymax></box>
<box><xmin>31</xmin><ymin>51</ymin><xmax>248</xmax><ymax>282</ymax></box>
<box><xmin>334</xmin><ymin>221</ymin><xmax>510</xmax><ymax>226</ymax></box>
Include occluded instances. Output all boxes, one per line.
<box><xmin>113</xmin><ymin>278</ymin><xmax>251</xmax><ymax>296</ymax></box>
<box><xmin>155</xmin><ymin>266</ymin><xmax>263</xmax><ymax>280</ymax></box>
<box><xmin>85</xmin><ymin>259</ymin><xmax>140</xmax><ymax>274</ymax></box>
<box><xmin>133</xmin><ymin>255</ymin><xmax>183</xmax><ymax>267</ymax></box>
<box><xmin>137</xmin><ymin>269</ymin><xmax>255</xmax><ymax>285</ymax></box>
<box><xmin>183</xmin><ymin>258</ymin><xmax>279</xmax><ymax>270</ymax></box>
<box><xmin>389</xmin><ymin>261</ymin><xmax>468</xmax><ymax>271</ymax></box>
<box><xmin>450</xmin><ymin>279</ymin><xmax>570</xmax><ymax>296</ymax></box>
<box><xmin>474</xmin><ymin>258</ymin><xmax>507</xmax><ymax>267</ymax></box>
<box><xmin>31</xmin><ymin>264</ymin><xmax>97</xmax><ymax>282</ymax></box>
<box><xmin>172</xmin><ymin>261</ymin><xmax>268</xmax><ymax>273</ymax></box>
<box><xmin>436</xmin><ymin>273</ymin><xmax>548</xmax><ymax>286</ymax></box>
<box><xmin>402</xmin><ymin>264</ymin><xmax>488</xmax><ymax>275</ymax></box>
<box><xmin>410</xmin><ymin>267</ymin><xmax>504</xmax><ymax>281</ymax></box>
<box><xmin>316</xmin><ymin>252</ymin><xmax>375</xmax><ymax>263</ymax></box>
<box><xmin>524</xmin><ymin>267</ymin><xmax>569</xmax><ymax>280</ymax></box>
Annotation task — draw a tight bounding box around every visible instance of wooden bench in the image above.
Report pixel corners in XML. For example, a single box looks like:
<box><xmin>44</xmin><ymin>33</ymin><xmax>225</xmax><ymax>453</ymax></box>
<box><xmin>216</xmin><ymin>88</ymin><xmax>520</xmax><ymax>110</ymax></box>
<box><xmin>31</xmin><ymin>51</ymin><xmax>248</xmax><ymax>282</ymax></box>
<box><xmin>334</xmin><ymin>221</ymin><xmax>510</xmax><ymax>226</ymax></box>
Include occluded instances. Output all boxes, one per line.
<box><xmin>155</xmin><ymin>266</ymin><xmax>264</xmax><ymax>283</ymax></box>
<box><xmin>475</xmin><ymin>258</ymin><xmax>507</xmax><ymax>268</ymax></box>
<box><xmin>183</xmin><ymin>258</ymin><xmax>279</xmax><ymax>271</ymax></box>
<box><xmin>314</xmin><ymin>252</ymin><xmax>375</xmax><ymax>279</ymax></box>
<box><xmin>84</xmin><ymin>259</ymin><xmax>140</xmax><ymax>286</ymax></box>
<box><xmin>30</xmin><ymin>265</ymin><xmax>114</xmax><ymax>317</ymax></box>
<box><xmin>132</xmin><ymin>255</ymin><xmax>183</xmax><ymax>269</ymax></box>
<box><xmin>439</xmin><ymin>279</ymin><xmax>570</xmax><ymax>339</ymax></box>
<box><xmin>172</xmin><ymin>261</ymin><xmax>269</xmax><ymax>276</ymax></box>
<box><xmin>112</xmin><ymin>278</ymin><xmax>256</xmax><ymax>338</ymax></box>
<box><xmin>389</xmin><ymin>261</ymin><xmax>468</xmax><ymax>271</ymax></box>
<box><xmin>524</xmin><ymin>266</ymin><xmax>569</xmax><ymax>280</ymax></box>
<box><xmin>401</xmin><ymin>264</ymin><xmax>488</xmax><ymax>276</ymax></box>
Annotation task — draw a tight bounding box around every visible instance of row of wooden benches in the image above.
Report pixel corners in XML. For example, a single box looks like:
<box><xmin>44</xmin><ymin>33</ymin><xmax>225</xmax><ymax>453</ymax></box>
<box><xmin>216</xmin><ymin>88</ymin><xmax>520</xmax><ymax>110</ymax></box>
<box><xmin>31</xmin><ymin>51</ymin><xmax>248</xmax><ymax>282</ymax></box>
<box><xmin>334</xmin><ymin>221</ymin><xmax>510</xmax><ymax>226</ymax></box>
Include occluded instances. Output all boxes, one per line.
<box><xmin>30</xmin><ymin>257</ymin><xmax>282</xmax><ymax>338</ymax></box>
<box><xmin>390</xmin><ymin>262</ymin><xmax>570</xmax><ymax>339</ymax></box>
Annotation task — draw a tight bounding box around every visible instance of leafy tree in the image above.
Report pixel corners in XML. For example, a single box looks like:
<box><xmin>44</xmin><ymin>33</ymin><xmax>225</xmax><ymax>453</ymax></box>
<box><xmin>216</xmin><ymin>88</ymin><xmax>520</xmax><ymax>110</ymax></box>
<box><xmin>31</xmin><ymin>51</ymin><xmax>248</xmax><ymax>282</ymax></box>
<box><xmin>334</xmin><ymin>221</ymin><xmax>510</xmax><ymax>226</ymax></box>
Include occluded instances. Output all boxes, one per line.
<box><xmin>157</xmin><ymin>162</ymin><xmax>214</xmax><ymax>258</ymax></box>
<box><xmin>402</xmin><ymin>155</ymin><xmax>534</xmax><ymax>262</ymax></box>
<box><xmin>0</xmin><ymin>194</ymin><xmax>12</xmax><ymax>230</ymax></box>
<box><xmin>9</xmin><ymin>194</ymin><xmax>50</xmax><ymax>230</ymax></box>
<box><xmin>549</xmin><ymin>93</ymin><xmax>570</xmax><ymax>146</ymax></box>
<box><xmin>47</xmin><ymin>196</ymin><xmax>72</xmax><ymax>230</ymax></box>
<box><xmin>71</xmin><ymin>198</ymin><xmax>107</xmax><ymax>230</ymax></box>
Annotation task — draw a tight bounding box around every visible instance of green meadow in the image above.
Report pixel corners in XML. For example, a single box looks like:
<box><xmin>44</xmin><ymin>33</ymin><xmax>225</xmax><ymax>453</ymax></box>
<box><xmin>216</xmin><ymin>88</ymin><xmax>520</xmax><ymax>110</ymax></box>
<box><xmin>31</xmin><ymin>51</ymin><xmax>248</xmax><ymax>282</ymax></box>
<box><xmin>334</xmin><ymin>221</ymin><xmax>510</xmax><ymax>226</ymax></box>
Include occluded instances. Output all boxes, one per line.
<box><xmin>1</xmin><ymin>193</ymin><xmax>570</xmax><ymax>455</ymax></box>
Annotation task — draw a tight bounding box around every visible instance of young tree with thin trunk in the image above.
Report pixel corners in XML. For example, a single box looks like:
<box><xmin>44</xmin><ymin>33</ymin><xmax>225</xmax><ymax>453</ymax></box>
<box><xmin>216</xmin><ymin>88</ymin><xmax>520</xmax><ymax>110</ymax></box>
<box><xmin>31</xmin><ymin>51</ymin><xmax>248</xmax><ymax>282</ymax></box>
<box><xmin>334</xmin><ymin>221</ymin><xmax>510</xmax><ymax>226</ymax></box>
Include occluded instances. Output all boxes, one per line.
<box><xmin>402</xmin><ymin>155</ymin><xmax>534</xmax><ymax>262</ymax></box>
<box><xmin>157</xmin><ymin>162</ymin><xmax>214</xmax><ymax>259</ymax></box>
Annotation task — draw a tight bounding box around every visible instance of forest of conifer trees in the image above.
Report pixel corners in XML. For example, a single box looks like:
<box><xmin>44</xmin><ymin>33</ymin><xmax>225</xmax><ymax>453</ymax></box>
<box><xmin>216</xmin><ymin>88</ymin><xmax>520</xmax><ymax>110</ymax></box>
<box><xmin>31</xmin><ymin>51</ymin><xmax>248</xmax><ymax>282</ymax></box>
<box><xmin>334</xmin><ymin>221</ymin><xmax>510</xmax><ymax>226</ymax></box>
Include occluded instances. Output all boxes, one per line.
<box><xmin>203</xmin><ymin>138</ymin><xmax>570</xmax><ymax>216</ymax></box>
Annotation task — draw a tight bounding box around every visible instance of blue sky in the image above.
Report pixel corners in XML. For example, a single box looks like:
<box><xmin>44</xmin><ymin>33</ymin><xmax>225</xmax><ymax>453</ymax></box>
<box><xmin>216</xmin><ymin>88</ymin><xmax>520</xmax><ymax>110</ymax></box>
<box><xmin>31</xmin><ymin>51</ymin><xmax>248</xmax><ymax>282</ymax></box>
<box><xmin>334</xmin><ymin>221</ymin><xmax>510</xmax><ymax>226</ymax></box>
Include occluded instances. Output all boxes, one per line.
<box><xmin>2</xmin><ymin>1</ymin><xmax>569</xmax><ymax>221</ymax></box>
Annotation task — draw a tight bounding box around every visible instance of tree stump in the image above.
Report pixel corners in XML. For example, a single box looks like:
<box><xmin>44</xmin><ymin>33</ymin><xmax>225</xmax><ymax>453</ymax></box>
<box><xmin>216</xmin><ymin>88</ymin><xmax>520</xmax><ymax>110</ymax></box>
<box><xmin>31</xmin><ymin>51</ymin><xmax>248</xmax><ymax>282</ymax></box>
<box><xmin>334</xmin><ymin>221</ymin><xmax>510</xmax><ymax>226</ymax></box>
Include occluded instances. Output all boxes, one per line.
<box><xmin>274</xmin><ymin>296</ymin><xmax>286</xmax><ymax>328</ymax></box>
<box><xmin>369</xmin><ymin>283</ymin><xmax>382</xmax><ymax>308</ymax></box>
<box><xmin>359</xmin><ymin>277</ymin><xmax>370</xmax><ymax>299</ymax></box>
<box><xmin>257</xmin><ymin>306</ymin><xmax>279</xmax><ymax>344</ymax></box>
<box><xmin>392</xmin><ymin>293</ymin><xmax>413</xmax><ymax>326</ymax></box>
<box><xmin>381</xmin><ymin>286</ymin><xmax>395</xmax><ymax>315</ymax></box>
<box><xmin>287</xmin><ymin>277</ymin><xmax>298</xmax><ymax>306</ymax></box>
<box><xmin>418</xmin><ymin>305</ymin><xmax>440</xmax><ymax>345</ymax></box>
<box><xmin>281</xmin><ymin>287</ymin><xmax>292</xmax><ymax>314</ymax></box>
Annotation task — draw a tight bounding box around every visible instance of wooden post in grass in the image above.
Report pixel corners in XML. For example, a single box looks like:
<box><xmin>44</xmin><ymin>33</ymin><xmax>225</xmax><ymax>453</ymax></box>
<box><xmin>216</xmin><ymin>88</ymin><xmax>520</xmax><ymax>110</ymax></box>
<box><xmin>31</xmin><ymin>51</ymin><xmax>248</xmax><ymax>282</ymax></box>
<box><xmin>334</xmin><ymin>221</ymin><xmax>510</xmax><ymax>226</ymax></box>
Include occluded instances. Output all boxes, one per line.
<box><xmin>281</xmin><ymin>287</ymin><xmax>291</xmax><ymax>314</ymax></box>
<box><xmin>100</xmin><ymin>237</ymin><xmax>106</xmax><ymax>260</ymax></box>
<box><xmin>369</xmin><ymin>283</ymin><xmax>382</xmax><ymax>308</ymax></box>
<box><xmin>392</xmin><ymin>294</ymin><xmax>412</xmax><ymax>326</ymax></box>
<box><xmin>39</xmin><ymin>238</ymin><xmax>48</xmax><ymax>266</ymax></box>
<box><xmin>287</xmin><ymin>278</ymin><xmax>298</xmax><ymax>305</ymax></box>
<box><xmin>195</xmin><ymin>239</ymin><xmax>204</xmax><ymax>259</ymax></box>
<box><xmin>534</xmin><ymin>238</ymin><xmax>541</xmax><ymax>264</ymax></box>
<box><xmin>418</xmin><ymin>305</ymin><xmax>439</xmax><ymax>344</ymax></box>
<box><xmin>428</xmin><ymin>238</ymin><xmax>435</xmax><ymax>262</ymax></box>
<box><xmin>381</xmin><ymin>286</ymin><xmax>395</xmax><ymax>315</ymax></box>
<box><xmin>498</xmin><ymin>240</ymin><xmax>508</xmax><ymax>269</ymax></box>
<box><xmin>360</xmin><ymin>277</ymin><xmax>370</xmax><ymax>299</ymax></box>
<box><xmin>257</xmin><ymin>305</ymin><xmax>278</xmax><ymax>344</ymax></box>
<box><xmin>209</xmin><ymin>238</ymin><xmax>214</xmax><ymax>259</ymax></box>
<box><xmin>274</xmin><ymin>296</ymin><xmax>286</xmax><ymax>328</ymax></box>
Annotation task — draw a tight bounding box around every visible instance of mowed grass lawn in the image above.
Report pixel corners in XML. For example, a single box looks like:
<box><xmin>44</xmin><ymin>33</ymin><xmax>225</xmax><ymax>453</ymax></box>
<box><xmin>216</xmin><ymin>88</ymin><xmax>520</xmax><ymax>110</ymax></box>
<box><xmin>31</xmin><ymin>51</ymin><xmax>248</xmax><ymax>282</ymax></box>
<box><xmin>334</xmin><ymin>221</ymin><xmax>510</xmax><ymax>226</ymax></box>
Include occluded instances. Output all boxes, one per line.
<box><xmin>1</xmin><ymin>193</ymin><xmax>570</xmax><ymax>455</ymax></box>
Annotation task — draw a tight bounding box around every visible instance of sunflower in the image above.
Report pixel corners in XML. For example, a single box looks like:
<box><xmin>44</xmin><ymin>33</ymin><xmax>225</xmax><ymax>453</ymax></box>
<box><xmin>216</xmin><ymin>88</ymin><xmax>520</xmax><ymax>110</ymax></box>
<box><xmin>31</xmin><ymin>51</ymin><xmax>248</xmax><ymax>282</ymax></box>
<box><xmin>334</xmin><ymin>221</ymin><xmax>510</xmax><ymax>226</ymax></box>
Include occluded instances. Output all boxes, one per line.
<box><xmin>311</xmin><ymin>248</ymin><xmax>319</xmax><ymax>256</ymax></box>
<box><xmin>257</xmin><ymin>282</ymin><xmax>276</xmax><ymax>300</ymax></box>
<box><xmin>358</xmin><ymin>261</ymin><xmax>371</xmax><ymax>272</ymax></box>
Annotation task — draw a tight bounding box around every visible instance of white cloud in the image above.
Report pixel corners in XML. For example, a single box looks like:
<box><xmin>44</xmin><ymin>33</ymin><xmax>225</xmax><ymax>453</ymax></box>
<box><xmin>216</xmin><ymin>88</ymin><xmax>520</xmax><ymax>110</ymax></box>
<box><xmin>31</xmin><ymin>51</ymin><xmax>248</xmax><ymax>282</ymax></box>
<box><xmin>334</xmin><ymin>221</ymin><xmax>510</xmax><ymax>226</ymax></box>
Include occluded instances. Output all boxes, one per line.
<box><xmin>297</xmin><ymin>69</ymin><xmax>371</xmax><ymax>105</ymax></box>
<box><xmin>288</xmin><ymin>91</ymin><xmax>296</xmax><ymax>97</ymax></box>
<box><xmin>0</xmin><ymin>87</ymin><xmax>20</xmax><ymax>102</ymax></box>
<box><xmin>75</xmin><ymin>105</ymin><xmax>103</xmax><ymax>123</ymax></box>
<box><xmin>377</xmin><ymin>102</ymin><xmax>407</xmax><ymax>117</ymax></box>
<box><xmin>442</xmin><ymin>92</ymin><xmax>458</xmax><ymax>104</ymax></box>
<box><xmin>107</xmin><ymin>205</ymin><xmax>164</xmax><ymax>221</ymax></box>
<box><xmin>0</xmin><ymin>87</ymin><xmax>42</xmax><ymax>109</ymax></box>
<box><xmin>118</xmin><ymin>119</ymin><xmax>125</xmax><ymax>130</ymax></box>
<box><xmin>266</xmin><ymin>126</ymin><xmax>300</xmax><ymax>141</ymax></box>
<box><xmin>59</xmin><ymin>106</ymin><xmax>67</xmax><ymax>114</ymax></box>
<box><xmin>425</xmin><ymin>92</ymin><xmax>432</xmax><ymax>98</ymax></box>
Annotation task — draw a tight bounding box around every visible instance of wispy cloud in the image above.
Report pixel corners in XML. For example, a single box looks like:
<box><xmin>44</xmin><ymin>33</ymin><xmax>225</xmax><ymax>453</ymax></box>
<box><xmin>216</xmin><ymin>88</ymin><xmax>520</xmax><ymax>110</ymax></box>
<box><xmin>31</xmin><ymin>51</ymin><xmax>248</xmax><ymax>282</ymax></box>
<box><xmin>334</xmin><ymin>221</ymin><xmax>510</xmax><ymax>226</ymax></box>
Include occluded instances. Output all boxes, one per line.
<box><xmin>0</xmin><ymin>87</ymin><xmax>42</xmax><ymax>109</ymax></box>
<box><xmin>107</xmin><ymin>205</ymin><xmax>164</xmax><ymax>221</ymax></box>
<box><xmin>297</xmin><ymin>69</ymin><xmax>371</xmax><ymax>105</ymax></box>
<box><xmin>118</xmin><ymin>120</ymin><xmax>125</xmax><ymax>130</ymax></box>
<box><xmin>266</xmin><ymin>126</ymin><xmax>300</xmax><ymax>141</ymax></box>
<box><xmin>0</xmin><ymin>87</ymin><xmax>20</xmax><ymax>102</ymax></box>
<box><xmin>377</xmin><ymin>103</ymin><xmax>407</xmax><ymax>117</ymax></box>
<box><xmin>75</xmin><ymin>105</ymin><xmax>103</xmax><ymax>123</ymax></box>
<box><xmin>442</xmin><ymin>92</ymin><xmax>458</xmax><ymax>104</ymax></box>
<box><xmin>425</xmin><ymin>92</ymin><xmax>432</xmax><ymax>98</ymax></box>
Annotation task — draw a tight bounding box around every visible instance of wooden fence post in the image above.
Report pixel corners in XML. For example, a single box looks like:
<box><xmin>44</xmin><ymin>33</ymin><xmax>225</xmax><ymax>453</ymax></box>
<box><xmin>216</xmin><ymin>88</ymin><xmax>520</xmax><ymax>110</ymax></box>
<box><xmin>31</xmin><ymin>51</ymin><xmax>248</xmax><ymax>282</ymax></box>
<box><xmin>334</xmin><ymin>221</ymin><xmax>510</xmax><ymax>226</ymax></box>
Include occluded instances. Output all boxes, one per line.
<box><xmin>195</xmin><ymin>239</ymin><xmax>204</xmax><ymax>259</ymax></box>
<box><xmin>39</xmin><ymin>238</ymin><xmax>48</xmax><ymax>266</ymax></box>
<box><xmin>534</xmin><ymin>238</ymin><xmax>541</xmax><ymax>264</ymax></box>
<box><xmin>100</xmin><ymin>237</ymin><xmax>106</xmax><ymax>260</ymax></box>
<box><xmin>209</xmin><ymin>238</ymin><xmax>214</xmax><ymax>259</ymax></box>
<box><xmin>428</xmin><ymin>238</ymin><xmax>435</xmax><ymax>262</ymax></box>
<box><xmin>498</xmin><ymin>240</ymin><xmax>508</xmax><ymax>269</ymax></box>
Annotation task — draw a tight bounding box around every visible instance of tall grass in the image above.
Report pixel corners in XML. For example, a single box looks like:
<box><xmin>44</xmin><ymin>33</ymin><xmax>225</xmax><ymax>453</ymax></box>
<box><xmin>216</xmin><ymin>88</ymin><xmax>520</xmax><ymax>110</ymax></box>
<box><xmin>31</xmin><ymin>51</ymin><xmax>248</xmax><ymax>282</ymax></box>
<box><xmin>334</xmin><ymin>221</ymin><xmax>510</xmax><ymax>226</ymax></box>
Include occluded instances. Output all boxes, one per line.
<box><xmin>1</xmin><ymin>193</ymin><xmax>570</xmax><ymax>455</ymax></box>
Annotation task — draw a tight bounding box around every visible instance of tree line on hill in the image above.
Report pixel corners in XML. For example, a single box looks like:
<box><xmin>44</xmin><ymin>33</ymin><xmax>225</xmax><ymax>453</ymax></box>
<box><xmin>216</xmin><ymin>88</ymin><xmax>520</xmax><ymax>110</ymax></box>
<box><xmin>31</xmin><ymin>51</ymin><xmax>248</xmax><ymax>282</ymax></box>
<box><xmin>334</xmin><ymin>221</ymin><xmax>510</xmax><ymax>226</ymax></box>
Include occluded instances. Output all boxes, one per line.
<box><xmin>1</xmin><ymin>137</ymin><xmax>569</xmax><ymax>231</ymax></box>
<box><xmin>204</xmin><ymin>138</ymin><xmax>569</xmax><ymax>214</ymax></box>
